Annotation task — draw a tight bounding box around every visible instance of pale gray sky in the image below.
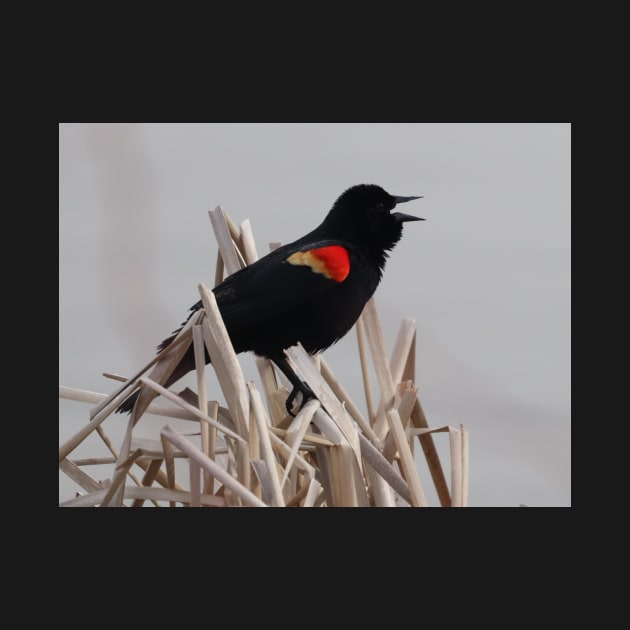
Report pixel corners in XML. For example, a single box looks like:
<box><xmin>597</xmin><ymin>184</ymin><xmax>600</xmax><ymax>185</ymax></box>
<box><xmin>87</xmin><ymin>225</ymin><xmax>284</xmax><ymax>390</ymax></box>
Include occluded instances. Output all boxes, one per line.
<box><xmin>59</xmin><ymin>122</ymin><xmax>570</xmax><ymax>506</ymax></box>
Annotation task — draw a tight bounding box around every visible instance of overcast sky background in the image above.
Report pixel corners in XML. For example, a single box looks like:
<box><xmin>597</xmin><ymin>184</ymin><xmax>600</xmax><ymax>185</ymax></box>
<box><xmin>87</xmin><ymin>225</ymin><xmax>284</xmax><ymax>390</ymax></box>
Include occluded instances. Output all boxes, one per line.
<box><xmin>59</xmin><ymin>122</ymin><xmax>571</xmax><ymax>507</ymax></box>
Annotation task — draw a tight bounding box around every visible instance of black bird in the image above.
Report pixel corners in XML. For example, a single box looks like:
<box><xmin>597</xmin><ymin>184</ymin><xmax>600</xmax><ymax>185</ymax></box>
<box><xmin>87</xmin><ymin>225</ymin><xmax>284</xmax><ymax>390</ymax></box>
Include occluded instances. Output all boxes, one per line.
<box><xmin>116</xmin><ymin>184</ymin><xmax>423</xmax><ymax>416</ymax></box>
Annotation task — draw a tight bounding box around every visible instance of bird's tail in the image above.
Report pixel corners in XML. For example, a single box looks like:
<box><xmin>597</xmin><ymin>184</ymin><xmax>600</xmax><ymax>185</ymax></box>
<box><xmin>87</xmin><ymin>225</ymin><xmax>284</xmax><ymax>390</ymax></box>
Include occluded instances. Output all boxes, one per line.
<box><xmin>116</xmin><ymin>388</ymin><xmax>140</xmax><ymax>414</ymax></box>
<box><xmin>115</xmin><ymin>327</ymin><xmax>204</xmax><ymax>415</ymax></box>
<box><xmin>115</xmin><ymin>301</ymin><xmax>205</xmax><ymax>415</ymax></box>
<box><xmin>115</xmin><ymin>345</ymin><xmax>199</xmax><ymax>414</ymax></box>
<box><xmin>116</xmin><ymin>300</ymin><xmax>210</xmax><ymax>413</ymax></box>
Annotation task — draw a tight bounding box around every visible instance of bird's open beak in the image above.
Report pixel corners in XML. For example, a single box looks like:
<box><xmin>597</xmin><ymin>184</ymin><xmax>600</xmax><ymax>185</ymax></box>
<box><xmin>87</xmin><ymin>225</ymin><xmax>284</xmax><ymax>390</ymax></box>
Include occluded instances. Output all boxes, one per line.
<box><xmin>392</xmin><ymin>195</ymin><xmax>424</xmax><ymax>222</ymax></box>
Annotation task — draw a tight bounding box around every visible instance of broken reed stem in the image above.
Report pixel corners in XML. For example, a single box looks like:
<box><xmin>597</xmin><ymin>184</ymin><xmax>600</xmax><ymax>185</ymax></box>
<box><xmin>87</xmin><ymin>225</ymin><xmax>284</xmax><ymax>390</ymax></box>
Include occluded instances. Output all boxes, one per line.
<box><xmin>284</xmin><ymin>344</ymin><xmax>362</xmax><ymax>464</ymax></box>
<box><xmin>356</xmin><ymin>316</ymin><xmax>376</xmax><ymax>422</ymax></box>
<box><xmin>279</xmin><ymin>399</ymin><xmax>320</xmax><ymax>489</ymax></box>
<box><xmin>301</xmin><ymin>478</ymin><xmax>322</xmax><ymax>507</ymax></box>
<box><xmin>60</xmin><ymin>385</ymin><xmax>213</xmax><ymax>422</ymax></box>
<box><xmin>139</xmin><ymin>377</ymin><xmax>244</xmax><ymax>443</ymax></box>
<box><xmin>71</xmin><ymin>457</ymin><xmax>117</xmax><ymax>466</ymax></box>
<box><xmin>254</xmin><ymin>356</ymin><xmax>285</xmax><ymax>426</ymax></box>
<box><xmin>60</xmin><ymin>486</ymin><xmax>226</xmax><ymax>508</ymax></box>
<box><xmin>410</xmin><ymin>398</ymin><xmax>451</xmax><ymax>507</ymax></box>
<box><xmin>361</xmin><ymin>298</ymin><xmax>397</xmax><ymax>440</ymax></box>
<box><xmin>319</xmin><ymin>357</ymin><xmax>380</xmax><ymax>444</ymax></box>
<box><xmin>449</xmin><ymin>426</ymin><xmax>463</xmax><ymax>507</ymax></box>
<box><xmin>248</xmin><ymin>382</ymin><xmax>285</xmax><ymax>506</ymax></box>
<box><xmin>189</xmin><ymin>461</ymin><xmax>202</xmax><ymax>507</ymax></box>
<box><xmin>209</xmin><ymin>206</ymin><xmax>242</xmax><ymax>276</ymax></box>
<box><xmin>95</xmin><ymin>424</ymin><xmax>159</xmax><ymax>506</ymax></box>
<box><xmin>268</xmin><ymin>432</ymin><xmax>316</xmax><ymax>479</ymax></box>
<box><xmin>386</xmin><ymin>409</ymin><xmax>427</xmax><ymax>507</ymax></box>
<box><xmin>389</xmin><ymin>318</ymin><xmax>417</xmax><ymax>385</ymax></box>
<box><xmin>161</xmin><ymin>425</ymin><xmax>266</xmax><ymax>507</ymax></box>
<box><xmin>461</xmin><ymin>425</ymin><xmax>469</xmax><ymax>507</ymax></box>
<box><xmin>239</xmin><ymin>219</ymin><xmax>259</xmax><ymax>264</ymax></box>
<box><xmin>203</xmin><ymin>401</ymin><xmax>219</xmax><ymax>495</ymax></box>
<box><xmin>192</xmin><ymin>324</ymin><xmax>217</xmax><ymax>495</ymax></box>
<box><xmin>198</xmin><ymin>283</ymin><xmax>249</xmax><ymax>440</ymax></box>
<box><xmin>358</xmin><ymin>434</ymin><xmax>411</xmax><ymax>504</ymax></box>
<box><xmin>59</xmin><ymin>459</ymin><xmax>104</xmax><ymax>494</ymax></box>
<box><xmin>285</xmin><ymin>482</ymin><xmax>310</xmax><ymax>507</ymax></box>
<box><xmin>214</xmin><ymin>249</ymin><xmax>224</xmax><ymax>286</ymax></box>
<box><xmin>100</xmin><ymin>449</ymin><xmax>143</xmax><ymax>507</ymax></box>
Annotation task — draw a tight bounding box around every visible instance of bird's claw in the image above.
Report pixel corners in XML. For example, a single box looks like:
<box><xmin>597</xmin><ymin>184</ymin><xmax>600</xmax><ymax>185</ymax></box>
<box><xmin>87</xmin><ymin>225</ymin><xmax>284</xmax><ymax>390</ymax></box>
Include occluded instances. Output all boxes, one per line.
<box><xmin>286</xmin><ymin>382</ymin><xmax>315</xmax><ymax>416</ymax></box>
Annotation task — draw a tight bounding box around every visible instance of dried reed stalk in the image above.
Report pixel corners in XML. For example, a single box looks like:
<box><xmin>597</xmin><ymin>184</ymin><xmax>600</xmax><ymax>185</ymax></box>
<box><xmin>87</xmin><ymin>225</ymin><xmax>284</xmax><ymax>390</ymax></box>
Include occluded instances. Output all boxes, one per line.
<box><xmin>59</xmin><ymin>459</ymin><xmax>104</xmax><ymax>494</ymax></box>
<box><xmin>248</xmin><ymin>382</ymin><xmax>285</xmax><ymax>506</ymax></box>
<box><xmin>408</xmin><ymin>424</ymin><xmax>469</xmax><ymax>507</ymax></box>
<box><xmin>60</xmin><ymin>486</ymin><xmax>226</xmax><ymax>508</ymax></box>
<box><xmin>386</xmin><ymin>409</ymin><xmax>427</xmax><ymax>507</ymax></box>
<box><xmin>279</xmin><ymin>399</ymin><xmax>320</xmax><ymax>489</ymax></box>
<box><xmin>161</xmin><ymin>425</ymin><xmax>266</xmax><ymax>507</ymax></box>
<box><xmin>208</xmin><ymin>206</ymin><xmax>242</xmax><ymax>275</ymax></box>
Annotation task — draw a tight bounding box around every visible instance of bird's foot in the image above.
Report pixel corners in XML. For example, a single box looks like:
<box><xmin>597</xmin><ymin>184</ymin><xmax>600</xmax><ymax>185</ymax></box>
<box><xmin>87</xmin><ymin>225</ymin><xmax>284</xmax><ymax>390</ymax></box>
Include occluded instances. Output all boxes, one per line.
<box><xmin>286</xmin><ymin>381</ymin><xmax>315</xmax><ymax>416</ymax></box>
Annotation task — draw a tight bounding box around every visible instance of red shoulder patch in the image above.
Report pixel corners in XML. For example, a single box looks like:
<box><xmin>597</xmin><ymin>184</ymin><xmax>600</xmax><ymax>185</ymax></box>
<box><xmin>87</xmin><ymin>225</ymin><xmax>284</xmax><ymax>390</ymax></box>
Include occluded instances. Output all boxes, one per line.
<box><xmin>310</xmin><ymin>245</ymin><xmax>350</xmax><ymax>282</ymax></box>
<box><xmin>286</xmin><ymin>245</ymin><xmax>350</xmax><ymax>282</ymax></box>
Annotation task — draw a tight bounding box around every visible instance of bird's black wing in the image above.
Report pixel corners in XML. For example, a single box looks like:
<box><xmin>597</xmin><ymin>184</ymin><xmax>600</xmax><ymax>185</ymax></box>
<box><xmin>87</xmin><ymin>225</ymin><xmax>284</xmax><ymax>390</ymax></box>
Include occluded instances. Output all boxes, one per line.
<box><xmin>155</xmin><ymin>238</ymin><xmax>356</xmax><ymax>354</ymax></box>
<box><xmin>214</xmin><ymin>238</ymin><xmax>354</xmax><ymax>332</ymax></box>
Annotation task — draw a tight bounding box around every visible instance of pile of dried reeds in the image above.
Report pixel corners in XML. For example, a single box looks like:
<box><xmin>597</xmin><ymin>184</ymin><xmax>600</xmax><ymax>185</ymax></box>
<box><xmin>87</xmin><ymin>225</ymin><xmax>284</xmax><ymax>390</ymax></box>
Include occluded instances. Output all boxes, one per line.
<box><xmin>59</xmin><ymin>206</ymin><xmax>468</xmax><ymax>507</ymax></box>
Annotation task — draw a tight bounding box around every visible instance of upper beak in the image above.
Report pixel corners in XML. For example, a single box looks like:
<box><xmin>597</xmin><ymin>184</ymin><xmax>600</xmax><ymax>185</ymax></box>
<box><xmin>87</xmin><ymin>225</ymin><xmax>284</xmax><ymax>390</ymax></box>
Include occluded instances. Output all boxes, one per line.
<box><xmin>394</xmin><ymin>195</ymin><xmax>422</xmax><ymax>204</ymax></box>
<box><xmin>392</xmin><ymin>195</ymin><xmax>424</xmax><ymax>222</ymax></box>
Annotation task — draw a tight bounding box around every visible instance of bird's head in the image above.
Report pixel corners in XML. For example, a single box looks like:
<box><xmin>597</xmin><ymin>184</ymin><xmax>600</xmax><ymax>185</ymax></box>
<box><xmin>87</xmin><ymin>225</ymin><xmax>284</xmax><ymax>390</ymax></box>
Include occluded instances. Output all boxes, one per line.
<box><xmin>323</xmin><ymin>184</ymin><xmax>424</xmax><ymax>254</ymax></box>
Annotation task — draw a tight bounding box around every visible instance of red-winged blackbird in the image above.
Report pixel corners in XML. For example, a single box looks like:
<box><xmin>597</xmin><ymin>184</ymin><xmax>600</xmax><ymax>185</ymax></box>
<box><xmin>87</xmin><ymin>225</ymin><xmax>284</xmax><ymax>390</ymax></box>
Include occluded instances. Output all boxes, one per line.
<box><xmin>116</xmin><ymin>184</ymin><xmax>423</xmax><ymax>416</ymax></box>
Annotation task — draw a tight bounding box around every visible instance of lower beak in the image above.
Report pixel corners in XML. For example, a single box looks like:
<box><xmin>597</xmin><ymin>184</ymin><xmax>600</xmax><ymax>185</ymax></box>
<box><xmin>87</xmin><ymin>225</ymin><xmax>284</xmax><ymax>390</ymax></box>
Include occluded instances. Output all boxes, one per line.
<box><xmin>393</xmin><ymin>212</ymin><xmax>425</xmax><ymax>222</ymax></box>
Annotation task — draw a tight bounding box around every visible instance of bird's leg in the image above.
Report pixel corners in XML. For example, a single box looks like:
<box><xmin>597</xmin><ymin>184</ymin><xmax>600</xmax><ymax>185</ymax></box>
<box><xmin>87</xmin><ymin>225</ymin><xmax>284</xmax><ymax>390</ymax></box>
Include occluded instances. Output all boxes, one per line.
<box><xmin>273</xmin><ymin>356</ymin><xmax>316</xmax><ymax>416</ymax></box>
